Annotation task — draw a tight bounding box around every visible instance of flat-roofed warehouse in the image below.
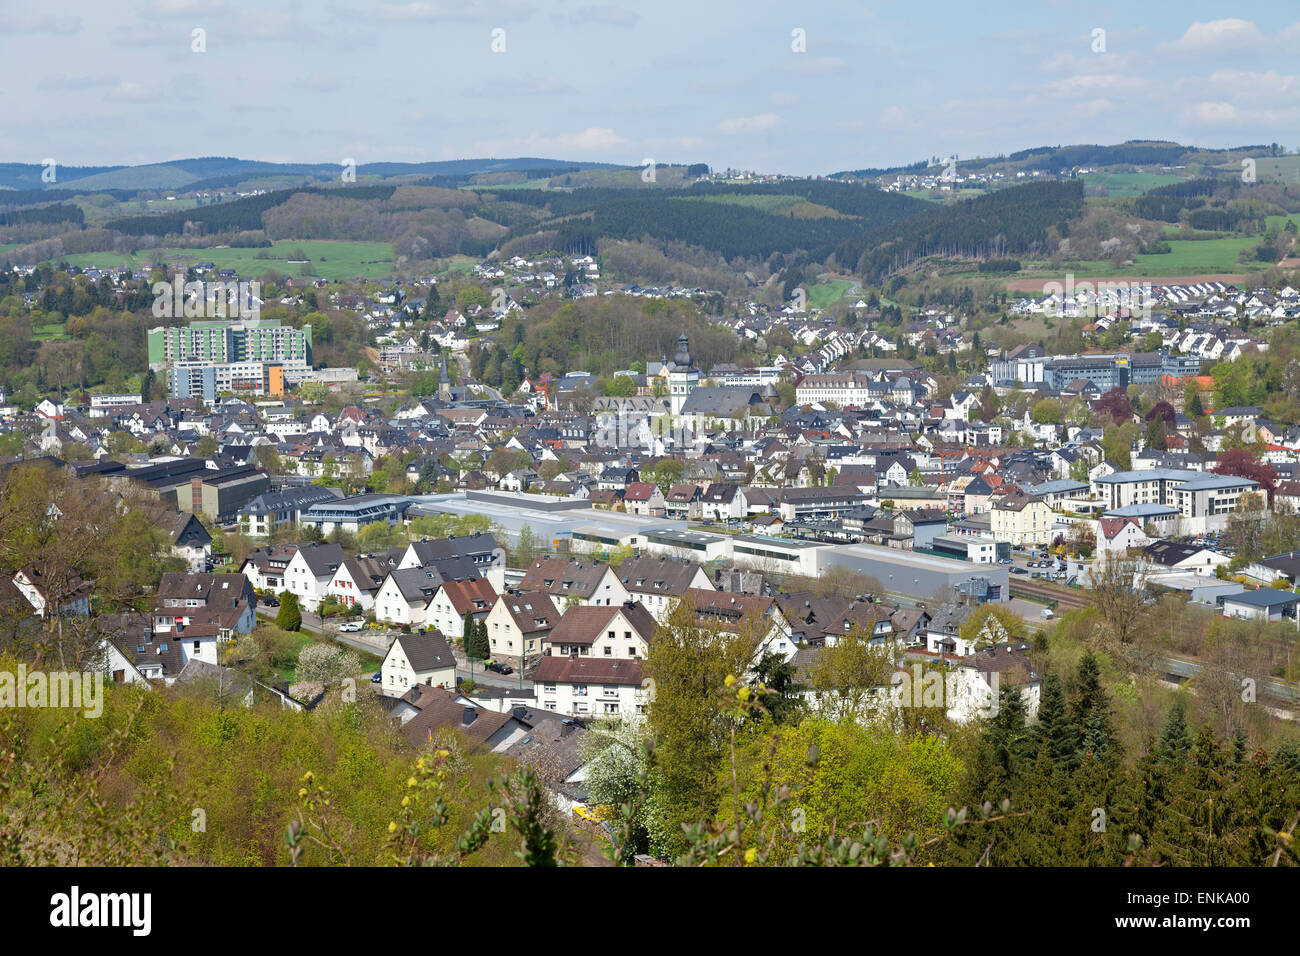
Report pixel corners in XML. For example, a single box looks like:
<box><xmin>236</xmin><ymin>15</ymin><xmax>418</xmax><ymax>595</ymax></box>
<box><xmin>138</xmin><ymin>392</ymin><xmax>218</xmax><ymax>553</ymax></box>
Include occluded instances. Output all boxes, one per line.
<box><xmin>820</xmin><ymin>543</ymin><xmax>1010</xmax><ymax>603</ymax></box>
<box><xmin>406</xmin><ymin>490</ymin><xmax>686</xmax><ymax>554</ymax></box>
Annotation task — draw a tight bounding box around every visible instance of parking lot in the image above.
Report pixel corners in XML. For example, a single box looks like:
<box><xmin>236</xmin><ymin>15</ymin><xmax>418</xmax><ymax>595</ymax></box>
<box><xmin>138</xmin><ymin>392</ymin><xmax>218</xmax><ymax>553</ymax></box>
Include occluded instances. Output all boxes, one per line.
<box><xmin>1004</xmin><ymin>547</ymin><xmax>1070</xmax><ymax>582</ymax></box>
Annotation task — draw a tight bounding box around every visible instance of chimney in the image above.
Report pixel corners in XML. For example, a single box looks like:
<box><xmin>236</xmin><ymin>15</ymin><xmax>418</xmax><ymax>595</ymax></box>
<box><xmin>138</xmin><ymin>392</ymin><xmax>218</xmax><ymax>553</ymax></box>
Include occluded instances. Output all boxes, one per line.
<box><xmin>461</xmin><ymin>707</ymin><xmax>477</xmax><ymax>727</ymax></box>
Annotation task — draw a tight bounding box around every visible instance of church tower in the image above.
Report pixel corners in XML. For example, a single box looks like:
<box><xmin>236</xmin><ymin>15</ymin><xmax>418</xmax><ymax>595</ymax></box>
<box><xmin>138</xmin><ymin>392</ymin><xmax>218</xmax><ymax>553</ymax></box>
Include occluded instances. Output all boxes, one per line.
<box><xmin>438</xmin><ymin>350</ymin><xmax>451</xmax><ymax>402</ymax></box>
<box><xmin>668</xmin><ymin>330</ymin><xmax>699</xmax><ymax>416</ymax></box>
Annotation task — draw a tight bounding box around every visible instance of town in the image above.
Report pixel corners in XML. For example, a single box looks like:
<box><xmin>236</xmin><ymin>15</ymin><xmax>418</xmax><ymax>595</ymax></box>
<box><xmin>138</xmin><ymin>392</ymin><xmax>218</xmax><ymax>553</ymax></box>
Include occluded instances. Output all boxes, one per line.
<box><xmin>3</xmin><ymin>4</ymin><xmax>1300</xmax><ymax>884</ymax></box>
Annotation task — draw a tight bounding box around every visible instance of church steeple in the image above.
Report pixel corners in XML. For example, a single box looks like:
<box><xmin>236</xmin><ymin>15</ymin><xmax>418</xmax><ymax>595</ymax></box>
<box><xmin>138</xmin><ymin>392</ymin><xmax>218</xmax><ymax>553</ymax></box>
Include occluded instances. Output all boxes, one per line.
<box><xmin>673</xmin><ymin>330</ymin><xmax>694</xmax><ymax>369</ymax></box>
<box><xmin>668</xmin><ymin>330</ymin><xmax>699</xmax><ymax>416</ymax></box>
<box><xmin>438</xmin><ymin>351</ymin><xmax>450</xmax><ymax>401</ymax></box>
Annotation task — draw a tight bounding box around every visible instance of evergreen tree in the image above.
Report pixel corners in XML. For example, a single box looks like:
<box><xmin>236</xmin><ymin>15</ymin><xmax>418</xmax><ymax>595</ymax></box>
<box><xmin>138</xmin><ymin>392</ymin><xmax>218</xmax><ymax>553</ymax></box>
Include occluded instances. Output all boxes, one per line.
<box><xmin>1070</xmin><ymin>653</ymin><xmax>1120</xmax><ymax>764</ymax></box>
<box><xmin>1032</xmin><ymin>673</ymin><xmax>1079</xmax><ymax>770</ymax></box>
<box><xmin>1157</xmin><ymin>697</ymin><xmax>1192</xmax><ymax>763</ymax></box>
<box><xmin>275</xmin><ymin>590</ymin><xmax>302</xmax><ymax>632</ymax></box>
<box><xmin>465</xmin><ymin>617</ymin><xmax>489</xmax><ymax>660</ymax></box>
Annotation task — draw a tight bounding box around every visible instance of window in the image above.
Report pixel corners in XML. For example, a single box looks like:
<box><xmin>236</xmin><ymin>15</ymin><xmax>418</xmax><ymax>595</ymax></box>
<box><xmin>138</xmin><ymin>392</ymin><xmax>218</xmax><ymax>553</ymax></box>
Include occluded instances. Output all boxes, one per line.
<box><xmin>604</xmin><ymin>646</ymin><xmax>612</xmax><ymax>655</ymax></box>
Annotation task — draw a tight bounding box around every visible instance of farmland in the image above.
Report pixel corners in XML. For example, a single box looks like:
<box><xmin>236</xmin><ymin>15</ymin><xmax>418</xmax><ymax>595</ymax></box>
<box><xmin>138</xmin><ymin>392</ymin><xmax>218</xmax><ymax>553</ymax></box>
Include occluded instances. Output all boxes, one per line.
<box><xmin>48</xmin><ymin>239</ymin><xmax>395</xmax><ymax>280</ymax></box>
<box><xmin>1078</xmin><ymin>170</ymin><xmax>1184</xmax><ymax>196</ymax></box>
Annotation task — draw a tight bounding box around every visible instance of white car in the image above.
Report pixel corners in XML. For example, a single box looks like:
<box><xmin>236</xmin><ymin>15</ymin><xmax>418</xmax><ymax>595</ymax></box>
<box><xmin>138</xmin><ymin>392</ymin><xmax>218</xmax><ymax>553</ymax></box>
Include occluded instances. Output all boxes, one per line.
<box><xmin>338</xmin><ymin>620</ymin><xmax>364</xmax><ymax>632</ymax></box>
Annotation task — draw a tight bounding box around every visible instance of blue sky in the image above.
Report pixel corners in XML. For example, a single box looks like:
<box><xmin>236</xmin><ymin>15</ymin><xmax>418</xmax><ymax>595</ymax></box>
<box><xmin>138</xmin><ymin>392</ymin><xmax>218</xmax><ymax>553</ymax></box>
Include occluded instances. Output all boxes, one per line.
<box><xmin>3</xmin><ymin>1</ymin><xmax>1298</xmax><ymax>175</ymax></box>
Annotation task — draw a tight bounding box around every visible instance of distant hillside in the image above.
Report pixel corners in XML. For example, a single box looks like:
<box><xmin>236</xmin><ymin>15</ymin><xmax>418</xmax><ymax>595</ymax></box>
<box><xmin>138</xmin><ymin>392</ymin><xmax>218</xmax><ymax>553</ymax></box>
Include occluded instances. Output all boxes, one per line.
<box><xmin>830</xmin><ymin>141</ymin><xmax>1278</xmax><ymax>183</ymax></box>
<box><xmin>0</xmin><ymin>156</ymin><xmax>628</xmax><ymax>192</ymax></box>
<box><xmin>834</xmin><ymin>180</ymin><xmax>1086</xmax><ymax>281</ymax></box>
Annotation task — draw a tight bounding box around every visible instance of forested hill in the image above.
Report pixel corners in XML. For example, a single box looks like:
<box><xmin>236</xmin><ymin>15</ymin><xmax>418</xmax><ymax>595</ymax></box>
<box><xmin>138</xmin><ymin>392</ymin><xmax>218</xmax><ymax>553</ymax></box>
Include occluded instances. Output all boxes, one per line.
<box><xmin>0</xmin><ymin>156</ymin><xmax>625</xmax><ymax>191</ymax></box>
<box><xmin>834</xmin><ymin>180</ymin><xmax>1086</xmax><ymax>281</ymax></box>
<box><xmin>480</xmin><ymin>180</ymin><xmax>927</xmax><ymax>260</ymax></box>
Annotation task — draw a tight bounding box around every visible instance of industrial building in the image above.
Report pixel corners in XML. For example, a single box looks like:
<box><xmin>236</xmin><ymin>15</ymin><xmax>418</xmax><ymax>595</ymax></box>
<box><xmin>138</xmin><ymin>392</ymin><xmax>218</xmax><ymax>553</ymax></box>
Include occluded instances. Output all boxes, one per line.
<box><xmin>819</xmin><ymin>544</ymin><xmax>1009</xmax><ymax>603</ymax></box>
<box><xmin>406</xmin><ymin>490</ymin><xmax>1008</xmax><ymax>604</ymax></box>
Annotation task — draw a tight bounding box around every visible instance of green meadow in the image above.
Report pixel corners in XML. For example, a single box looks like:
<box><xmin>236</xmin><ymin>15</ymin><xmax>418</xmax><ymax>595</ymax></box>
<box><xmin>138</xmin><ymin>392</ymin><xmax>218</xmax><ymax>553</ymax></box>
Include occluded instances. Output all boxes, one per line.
<box><xmin>49</xmin><ymin>239</ymin><xmax>395</xmax><ymax>280</ymax></box>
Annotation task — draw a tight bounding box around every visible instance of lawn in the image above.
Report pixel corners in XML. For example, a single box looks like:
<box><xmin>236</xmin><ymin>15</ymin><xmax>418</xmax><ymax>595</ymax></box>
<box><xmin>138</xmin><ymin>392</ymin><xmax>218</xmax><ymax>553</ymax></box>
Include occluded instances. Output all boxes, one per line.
<box><xmin>33</xmin><ymin>321</ymin><xmax>69</xmax><ymax>340</ymax></box>
<box><xmin>51</xmin><ymin>239</ymin><xmax>395</xmax><ymax>280</ymax></box>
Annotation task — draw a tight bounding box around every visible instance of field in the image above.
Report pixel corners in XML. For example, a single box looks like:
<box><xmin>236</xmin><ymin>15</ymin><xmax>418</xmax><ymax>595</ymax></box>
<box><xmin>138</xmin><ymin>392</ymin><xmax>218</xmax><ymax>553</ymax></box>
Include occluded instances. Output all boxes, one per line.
<box><xmin>32</xmin><ymin>320</ymin><xmax>69</xmax><ymax>340</ymax></box>
<box><xmin>683</xmin><ymin>194</ymin><xmax>847</xmax><ymax>219</ymax></box>
<box><xmin>1003</xmin><ymin>273</ymin><xmax>1251</xmax><ymax>294</ymax></box>
<box><xmin>49</xmin><ymin>239</ymin><xmax>395</xmax><ymax>280</ymax></box>
<box><xmin>1079</xmin><ymin>170</ymin><xmax>1184</xmax><ymax>196</ymax></box>
<box><xmin>806</xmin><ymin>278</ymin><xmax>855</xmax><ymax>309</ymax></box>
<box><xmin>902</xmin><ymin>187</ymin><xmax>987</xmax><ymax>202</ymax></box>
<box><xmin>1001</xmin><ymin>218</ymin><xmax>1300</xmax><ymax>283</ymax></box>
<box><xmin>1251</xmin><ymin>156</ymin><xmax>1300</xmax><ymax>186</ymax></box>
<box><xmin>78</xmin><ymin>196</ymin><xmax>200</xmax><ymax>223</ymax></box>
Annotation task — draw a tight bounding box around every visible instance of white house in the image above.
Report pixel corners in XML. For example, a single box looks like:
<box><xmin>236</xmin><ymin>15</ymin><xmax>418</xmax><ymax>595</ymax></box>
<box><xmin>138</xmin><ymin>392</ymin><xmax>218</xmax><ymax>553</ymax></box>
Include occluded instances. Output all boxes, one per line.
<box><xmin>281</xmin><ymin>542</ymin><xmax>347</xmax><ymax>611</ymax></box>
<box><xmin>374</xmin><ymin>568</ymin><xmax>444</xmax><ymax>627</ymax></box>
<box><xmin>426</xmin><ymin>577</ymin><xmax>497</xmax><ymax>641</ymax></box>
<box><xmin>380</xmin><ymin>630</ymin><xmax>457</xmax><ymax>698</ymax></box>
<box><xmin>532</xmin><ymin>655</ymin><xmax>648</xmax><ymax>719</ymax></box>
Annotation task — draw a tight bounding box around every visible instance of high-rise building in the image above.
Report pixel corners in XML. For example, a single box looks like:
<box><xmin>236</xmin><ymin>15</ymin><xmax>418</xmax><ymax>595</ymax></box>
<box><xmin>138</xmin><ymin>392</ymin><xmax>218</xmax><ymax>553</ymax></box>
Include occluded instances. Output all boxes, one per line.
<box><xmin>148</xmin><ymin>319</ymin><xmax>312</xmax><ymax>371</ymax></box>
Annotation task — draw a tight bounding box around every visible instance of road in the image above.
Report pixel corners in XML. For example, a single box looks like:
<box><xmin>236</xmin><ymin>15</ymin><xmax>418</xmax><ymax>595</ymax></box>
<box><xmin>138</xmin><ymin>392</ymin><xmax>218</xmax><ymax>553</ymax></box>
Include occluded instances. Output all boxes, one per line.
<box><xmin>255</xmin><ymin>606</ymin><xmax>532</xmax><ymax>688</ymax></box>
<box><xmin>256</xmin><ymin>605</ymin><xmax>391</xmax><ymax>658</ymax></box>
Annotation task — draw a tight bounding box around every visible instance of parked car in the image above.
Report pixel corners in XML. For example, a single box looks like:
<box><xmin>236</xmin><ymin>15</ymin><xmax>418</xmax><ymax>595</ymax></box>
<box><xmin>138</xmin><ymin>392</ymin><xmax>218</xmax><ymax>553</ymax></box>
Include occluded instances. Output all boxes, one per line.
<box><xmin>338</xmin><ymin>620</ymin><xmax>364</xmax><ymax>632</ymax></box>
<box><xmin>370</xmin><ymin>672</ymin><xmax>382</xmax><ymax>683</ymax></box>
<box><xmin>262</xmin><ymin>596</ymin><xmax>279</xmax><ymax>607</ymax></box>
<box><xmin>999</xmin><ymin>558</ymin><xmax>1012</xmax><ymax>565</ymax></box>
<box><xmin>1010</xmin><ymin>567</ymin><xmax>1028</xmax><ymax>575</ymax></box>
<box><xmin>485</xmin><ymin>661</ymin><xmax>513</xmax><ymax>675</ymax></box>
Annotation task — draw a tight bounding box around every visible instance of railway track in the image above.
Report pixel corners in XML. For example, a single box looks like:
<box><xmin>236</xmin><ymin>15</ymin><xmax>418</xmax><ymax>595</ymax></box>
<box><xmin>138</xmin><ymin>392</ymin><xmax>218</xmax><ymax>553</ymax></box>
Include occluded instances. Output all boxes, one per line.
<box><xmin>1009</xmin><ymin>578</ymin><xmax>1089</xmax><ymax>609</ymax></box>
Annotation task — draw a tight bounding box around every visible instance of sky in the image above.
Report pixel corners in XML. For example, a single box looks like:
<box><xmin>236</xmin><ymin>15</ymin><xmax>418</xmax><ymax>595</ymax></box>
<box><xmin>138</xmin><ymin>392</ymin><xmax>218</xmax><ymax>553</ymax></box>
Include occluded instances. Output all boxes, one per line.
<box><xmin>3</xmin><ymin>1</ymin><xmax>1299</xmax><ymax>176</ymax></box>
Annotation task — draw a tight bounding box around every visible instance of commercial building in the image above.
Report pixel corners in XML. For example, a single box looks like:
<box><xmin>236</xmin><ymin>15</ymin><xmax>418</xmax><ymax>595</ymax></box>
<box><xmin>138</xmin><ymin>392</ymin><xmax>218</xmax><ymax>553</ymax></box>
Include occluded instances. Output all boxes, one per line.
<box><xmin>997</xmin><ymin>350</ymin><xmax>1201</xmax><ymax>391</ymax></box>
<box><xmin>1094</xmin><ymin>469</ymin><xmax>1257</xmax><ymax>533</ymax></box>
<box><xmin>168</xmin><ymin>365</ymin><xmax>217</xmax><ymax>404</ymax></box>
<box><xmin>300</xmin><ymin>493</ymin><xmax>413</xmax><ymax>536</ymax></box>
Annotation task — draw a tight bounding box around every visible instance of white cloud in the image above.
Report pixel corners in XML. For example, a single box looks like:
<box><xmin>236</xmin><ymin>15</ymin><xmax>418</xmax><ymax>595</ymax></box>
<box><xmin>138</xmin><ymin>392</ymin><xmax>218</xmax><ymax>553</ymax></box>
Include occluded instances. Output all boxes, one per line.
<box><xmin>36</xmin><ymin>74</ymin><xmax>120</xmax><ymax>92</ymax></box>
<box><xmin>552</xmin><ymin>5</ymin><xmax>638</xmax><ymax>28</ymax></box>
<box><xmin>475</xmin><ymin>127</ymin><xmax>627</xmax><ymax>154</ymax></box>
<box><xmin>718</xmin><ymin>113</ymin><xmax>781</xmax><ymax>133</ymax></box>
<box><xmin>1204</xmin><ymin>69</ymin><xmax>1300</xmax><ymax>99</ymax></box>
<box><xmin>880</xmin><ymin>105</ymin><xmax>905</xmax><ymax>127</ymax></box>
<box><xmin>787</xmin><ymin>56</ymin><xmax>847</xmax><ymax>77</ymax></box>
<box><xmin>1170</xmin><ymin>19</ymin><xmax>1263</xmax><ymax>52</ymax></box>
<box><xmin>1185</xmin><ymin>101</ymin><xmax>1240</xmax><ymax>124</ymax></box>
<box><xmin>1049</xmin><ymin>73</ymin><xmax>1146</xmax><ymax>97</ymax></box>
<box><xmin>0</xmin><ymin>12</ymin><xmax>82</xmax><ymax>35</ymax></box>
<box><xmin>376</xmin><ymin>1</ymin><xmax>535</xmax><ymax>22</ymax></box>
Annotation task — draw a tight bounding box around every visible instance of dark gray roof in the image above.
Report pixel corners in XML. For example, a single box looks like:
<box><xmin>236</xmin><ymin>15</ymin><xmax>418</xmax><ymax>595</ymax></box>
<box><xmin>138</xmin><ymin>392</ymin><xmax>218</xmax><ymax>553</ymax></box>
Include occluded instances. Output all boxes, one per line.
<box><xmin>394</xmin><ymin>629</ymin><xmax>455</xmax><ymax>672</ymax></box>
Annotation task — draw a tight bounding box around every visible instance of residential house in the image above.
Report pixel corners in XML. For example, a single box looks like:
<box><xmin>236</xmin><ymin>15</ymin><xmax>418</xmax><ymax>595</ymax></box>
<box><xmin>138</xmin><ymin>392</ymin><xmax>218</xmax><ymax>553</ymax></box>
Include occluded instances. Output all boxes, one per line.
<box><xmin>483</xmin><ymin>590</ymin><xmax>560</xmax><ymax>669</ymax></box>
<box><xmin>380</xmin><ymin>629</ymin><xmax>457</xmax><ymax>698</ymax></box>
<box><xmin>533</xmin><ymin>656</ymin><xmax>647</xmax><ymax>719</ymax></box>
<box><xmin>543</xmin><ymin>601</ymin><xmax>658</xmax><ymax>661</ymax></box>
